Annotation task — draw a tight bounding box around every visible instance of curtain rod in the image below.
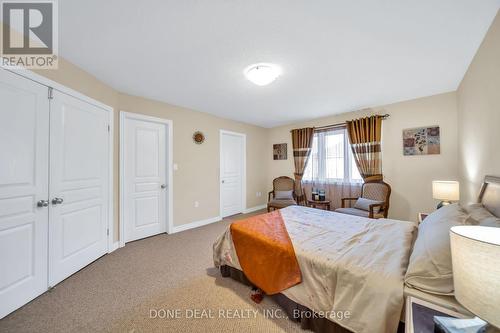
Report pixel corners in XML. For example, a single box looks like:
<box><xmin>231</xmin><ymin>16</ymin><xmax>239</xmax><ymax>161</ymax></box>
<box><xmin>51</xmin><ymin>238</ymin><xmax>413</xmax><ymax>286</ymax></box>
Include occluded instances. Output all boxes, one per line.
<box><xmin>312</xmin><ymin>113</ymin><xmax>390</xmax><ymax>131</ymax></box>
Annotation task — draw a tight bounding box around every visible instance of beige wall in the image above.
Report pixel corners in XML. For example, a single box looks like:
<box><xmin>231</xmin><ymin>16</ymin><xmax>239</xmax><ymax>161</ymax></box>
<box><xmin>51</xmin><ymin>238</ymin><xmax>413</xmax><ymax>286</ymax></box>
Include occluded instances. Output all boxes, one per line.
<box><xmin>457</xmin><ymin>11</ymin><xmax>500</xmax><ymax>204</ymax></box>
<box><xmin>33</xmin><ymin>59</ymin><xmax>268</xmax><ymax>242</ymax></box>
<box><xmin>27</xmin><ymin>10</ymin><xmax>499</xmax><ymax>234</ymax></box>
<box><xmin>118</xmin><ymin>93</ymin><xmax>268</xmax><ymax>227</ymax></box>
<box><xmin>34</xmin><ymin>59</ymin><xmax>119</xmax><ymax>108</ymax></box>
<box><xmin>268</xmin><ymin>92</ymin><xmax>459</xmax><ymax>222</ymax></box>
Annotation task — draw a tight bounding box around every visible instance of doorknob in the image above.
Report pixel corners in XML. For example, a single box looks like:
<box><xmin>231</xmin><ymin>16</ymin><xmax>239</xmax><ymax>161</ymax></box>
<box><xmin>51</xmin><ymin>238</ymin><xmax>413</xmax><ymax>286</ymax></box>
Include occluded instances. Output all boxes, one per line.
<box><xmin>221</xmin><ymin>180</ymin><xmax>225</xmax><ymax>184</ymax></box>
<box><xmin>37</xmin><ymin>200</ymin><xmax>49</xmax><ymax>207</ymax></box>
<box><xmin>160</xmin><ymin>184</ymin><xmax>167</xmax><ymax>189</ymax></box>
<box><xmin>52</xmin><ymin>197</ymin><xmax>64</xmax><ymax>205</ymax></box>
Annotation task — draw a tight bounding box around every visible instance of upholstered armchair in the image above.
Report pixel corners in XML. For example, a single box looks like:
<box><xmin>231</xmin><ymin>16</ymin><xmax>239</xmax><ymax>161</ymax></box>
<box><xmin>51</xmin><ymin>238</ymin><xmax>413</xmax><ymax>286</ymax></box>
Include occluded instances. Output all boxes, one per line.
<box><xmin>267</xmin><ymin>176</ymin><xmax>298</xmax><ymax>212</ymax></box>
<box><xmin>335</xmin><ymin>180</ymin><xmax>391</xmax><ymax>218</ymax></box>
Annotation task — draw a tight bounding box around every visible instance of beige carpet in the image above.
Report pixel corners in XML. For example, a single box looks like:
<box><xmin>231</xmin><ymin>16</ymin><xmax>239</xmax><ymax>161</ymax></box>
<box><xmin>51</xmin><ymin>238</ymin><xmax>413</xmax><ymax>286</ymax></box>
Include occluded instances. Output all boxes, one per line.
<box><xmin>0</xmin><ymin>210</ymin><xmax>307</xmax><ymax>333</ymax></box>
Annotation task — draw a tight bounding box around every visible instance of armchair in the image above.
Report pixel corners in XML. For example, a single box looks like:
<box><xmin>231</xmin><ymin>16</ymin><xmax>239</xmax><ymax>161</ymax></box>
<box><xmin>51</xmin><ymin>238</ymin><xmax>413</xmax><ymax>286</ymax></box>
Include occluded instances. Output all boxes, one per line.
<box><xmin>336</xmin><ymin>180</ymin><xmax>391</xmax><ymax>218</ymax></box>
<box><xmin>267</xmin><ymin>176</ymin><xmax>298</xmax><ymax>212</ymax></box>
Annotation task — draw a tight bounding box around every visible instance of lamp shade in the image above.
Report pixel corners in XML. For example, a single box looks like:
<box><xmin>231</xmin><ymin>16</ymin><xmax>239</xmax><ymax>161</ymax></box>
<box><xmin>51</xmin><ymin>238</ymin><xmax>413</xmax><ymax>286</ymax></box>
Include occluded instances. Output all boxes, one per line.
<box><xmin>432</xmin><ymin>181</ymin><xmax>459</xmax><ymax>201</ymax></box>
<box><xmin>450</xmin><ymin>226</ymin><xmax>500</xmax><ymax>328</ymax></box>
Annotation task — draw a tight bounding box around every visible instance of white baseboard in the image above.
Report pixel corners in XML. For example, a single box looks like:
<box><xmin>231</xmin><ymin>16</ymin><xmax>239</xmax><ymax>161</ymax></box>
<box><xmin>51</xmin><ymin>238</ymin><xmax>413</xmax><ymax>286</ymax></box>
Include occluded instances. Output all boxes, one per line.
<box><xmin>170</xmin><ymin>205</ymin><xmax>266</xmax><ymax>234</ymax></box>
<box><xmin>172</xmin><ymin>216</ymin><xmax>222</xmax><ymax>233</ymax></box>
<box><xmin>108</xmin><ymin>241</ymin><xmax>120</xmax><ymax>253</ymax></box>
<box><xmin>243</xmin><ymin>204</ymin><xmax>266</xmax><ymax>213</ymax></box>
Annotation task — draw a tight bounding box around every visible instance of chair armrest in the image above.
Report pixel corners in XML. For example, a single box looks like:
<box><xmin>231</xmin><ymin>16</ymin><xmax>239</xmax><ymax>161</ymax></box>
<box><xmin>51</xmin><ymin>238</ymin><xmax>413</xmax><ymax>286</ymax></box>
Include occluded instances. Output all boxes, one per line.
<box><xmin>368</xmin><ymin>203</ymin><xmax>385</xmax><ymax>219</ymax></box>
<box><xmin>341</xmin><ymin>197</ymin><xmax>359</xmax><ymax>208</ymax></box>
<box><xmin>268</xmin><ymin>191</ymin><xmax>274</xmax><ymax>202</ymax></box>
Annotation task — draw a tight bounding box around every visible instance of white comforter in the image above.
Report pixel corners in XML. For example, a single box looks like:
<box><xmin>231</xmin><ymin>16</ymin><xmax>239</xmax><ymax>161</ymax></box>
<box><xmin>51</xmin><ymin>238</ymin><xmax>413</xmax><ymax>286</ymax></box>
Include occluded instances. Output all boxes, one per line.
<box><xmin>213</xmin><ymin>206</ymin><xmax>417</xmax><ymax>333</ymax></box>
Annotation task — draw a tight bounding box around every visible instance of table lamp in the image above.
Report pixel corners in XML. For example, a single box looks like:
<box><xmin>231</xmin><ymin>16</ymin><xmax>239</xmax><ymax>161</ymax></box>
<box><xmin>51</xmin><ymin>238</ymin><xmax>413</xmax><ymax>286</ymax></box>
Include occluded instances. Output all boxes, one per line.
<box><xmin>450</xmin><ymin>226</ymin><xmax>500</xmax><ymax>333</ymax></box>
<box><xmin>432</xmin><ymin>181</ymin><xmax>460</xmax><ymax>209</ymax></box>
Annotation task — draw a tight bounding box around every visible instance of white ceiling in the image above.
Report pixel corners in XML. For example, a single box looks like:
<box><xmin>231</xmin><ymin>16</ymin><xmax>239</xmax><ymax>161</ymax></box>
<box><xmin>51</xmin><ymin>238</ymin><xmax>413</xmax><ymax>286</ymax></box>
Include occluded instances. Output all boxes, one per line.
<box><xmin>59</xmin><ymin>1</ymin><xmax>499</xmax><ymax>127</ymax></box>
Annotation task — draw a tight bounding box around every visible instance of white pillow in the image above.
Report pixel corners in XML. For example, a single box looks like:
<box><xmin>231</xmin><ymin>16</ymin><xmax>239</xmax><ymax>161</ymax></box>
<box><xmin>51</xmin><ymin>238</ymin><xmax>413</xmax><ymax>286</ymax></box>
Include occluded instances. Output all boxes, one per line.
<box><xmin>354</xmin><ymin>197</ymin><xmax>383</xmax><ymax>213</ymax></box>
<box><xmin>479</xmin><ymin>217</ymin><xmax>500</xmax><ymax>227</ymax></box>
<box><xmin>463</xmin><ymin>203</ymin><xmax>500</xmax><ymax>227</ymax></box>
<box><xmin>405</xmin><ymin>203</ymin><xmax>468</xmax><ymax>295</ymax></box>
<box><xmin>275</xmin><ymin>190</ymin><xmax>294</xmax><ymax>200</ymax></box>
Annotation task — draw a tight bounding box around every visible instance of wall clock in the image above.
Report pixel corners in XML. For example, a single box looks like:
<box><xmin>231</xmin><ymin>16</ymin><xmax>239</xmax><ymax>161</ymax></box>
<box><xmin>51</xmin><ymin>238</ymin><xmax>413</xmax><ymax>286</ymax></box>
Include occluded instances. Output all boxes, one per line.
<box><xmin>193</xmin><ymin>131</ymin><xmax>205</xmax><ymax>144</ymax></box>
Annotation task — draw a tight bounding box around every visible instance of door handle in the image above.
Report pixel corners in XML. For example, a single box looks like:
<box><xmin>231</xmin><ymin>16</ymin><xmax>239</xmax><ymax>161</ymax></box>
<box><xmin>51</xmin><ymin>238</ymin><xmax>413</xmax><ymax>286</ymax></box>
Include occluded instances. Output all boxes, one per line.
<box><xmin>52</xmin><ymin>197</ymin><xmax>64</xmax><ymax>205</ymax></box>
<box><xmin>37</xmin><ymin>200</ymin><xmax>49</xmax><ymax>207</ymax></box>
<box><xmin>160</xmin><ymin>184</ymin><xmax>167</xmax><ymax>189</ymax></box>
<box><xmin>221</xmin><ymin>180</ymin><xmax>225</xmax><ymax>184</ymax></box>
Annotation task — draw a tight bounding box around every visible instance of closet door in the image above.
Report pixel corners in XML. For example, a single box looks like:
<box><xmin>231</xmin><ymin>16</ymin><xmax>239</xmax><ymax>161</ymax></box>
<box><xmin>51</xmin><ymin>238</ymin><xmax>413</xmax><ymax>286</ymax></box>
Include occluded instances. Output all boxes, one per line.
<box><xmin>48</xmin><ymin>90</ymin><xmax>110</xmax><ymax>286</ymax></box>
<box><xmin>0</xmin><ymin>70</ymin><xmax>49</xmax><ymax>318</ymax></box>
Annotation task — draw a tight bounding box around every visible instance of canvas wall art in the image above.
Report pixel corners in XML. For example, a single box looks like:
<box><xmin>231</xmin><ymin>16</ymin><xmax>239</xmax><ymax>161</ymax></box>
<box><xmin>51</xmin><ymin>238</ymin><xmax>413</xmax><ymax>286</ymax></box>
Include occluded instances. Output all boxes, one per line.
<box><xmin>403</xmin><ymin>126</ymin><xmax>440</xmax><ymax>156</ymax></box>
<box><xmin>273</xmin><ymin>143</ymin><xmax>287</xmax><ymax>160</ymax></box>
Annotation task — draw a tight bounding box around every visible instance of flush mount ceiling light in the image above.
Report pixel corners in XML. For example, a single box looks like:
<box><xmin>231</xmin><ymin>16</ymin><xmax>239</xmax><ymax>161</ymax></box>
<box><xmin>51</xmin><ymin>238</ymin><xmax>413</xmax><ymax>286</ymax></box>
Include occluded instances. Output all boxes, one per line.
<box><xmin>244</xmin><ymin>63</ymin><xmax>282</xmax><ymax>86</ymax></box>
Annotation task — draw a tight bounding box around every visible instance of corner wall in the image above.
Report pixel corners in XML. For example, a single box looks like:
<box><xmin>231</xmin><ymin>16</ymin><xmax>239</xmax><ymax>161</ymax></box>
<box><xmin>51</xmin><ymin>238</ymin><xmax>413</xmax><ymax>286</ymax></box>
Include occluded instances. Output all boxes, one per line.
<box><xmin>32</xmin><ymin>59</ymin><xmax>269</xmax><ymax>241</ymax></box>
<box><xmin>117</xmin><ymin>93</ymin><xmax>268</xmax><ymax>226</ymax></box>
<box><xmin>267</xmin><ymin>92</ymin><xmax>459</xmax><ymax>222</ymax></box>
<box><xmin>28</xmin><ymin>9</ymin><xmax>500</xmax><ymax>231</ymax></box>
<box><xmin>457</xmin><ymin>11</ymin><xmax>500</xmax><ymax>204</ymax></box>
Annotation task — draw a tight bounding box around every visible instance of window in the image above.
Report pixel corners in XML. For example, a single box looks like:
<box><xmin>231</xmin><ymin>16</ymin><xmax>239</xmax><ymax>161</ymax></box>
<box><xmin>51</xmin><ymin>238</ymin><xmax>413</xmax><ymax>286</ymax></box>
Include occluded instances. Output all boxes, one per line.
<box><xmin>303</xmin><ymin>127</ymin><xmax>362</xmax><ymax>183</ymax></box>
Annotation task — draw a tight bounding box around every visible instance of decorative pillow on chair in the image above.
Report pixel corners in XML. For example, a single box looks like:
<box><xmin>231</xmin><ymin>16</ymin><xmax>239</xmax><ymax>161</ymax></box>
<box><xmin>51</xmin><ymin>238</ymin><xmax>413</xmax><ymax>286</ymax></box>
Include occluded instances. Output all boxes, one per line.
<box><xmin>354</xmin><ymin>198</ymin><xmax>384</xmax><ymax>213</ymax></box>
<box><xmin>275</xmin><ymin>190</ymin><xmax>294</xmax><ymax>200</ymax></box>
<box><xmin>405</xmin><ymin>203</ymin><xmax>468</xmax><ymax>295</ymax></box>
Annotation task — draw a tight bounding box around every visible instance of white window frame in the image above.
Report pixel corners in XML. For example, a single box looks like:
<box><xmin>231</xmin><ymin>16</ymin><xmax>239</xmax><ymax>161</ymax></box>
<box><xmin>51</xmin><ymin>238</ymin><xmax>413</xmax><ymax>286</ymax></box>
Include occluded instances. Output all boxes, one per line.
<box><xmin>304</xmin><ymin>127</ymin><xmax>362</xmax><ymax>183</ymax></box>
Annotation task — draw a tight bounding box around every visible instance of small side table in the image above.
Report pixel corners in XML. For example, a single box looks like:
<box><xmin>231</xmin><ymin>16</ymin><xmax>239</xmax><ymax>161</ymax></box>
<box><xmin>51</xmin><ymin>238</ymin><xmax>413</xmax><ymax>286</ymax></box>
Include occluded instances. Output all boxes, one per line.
<box><xmin>307</xmin><ymin>199</ymin><xmax>331</xmax><ymax>211</ymax></box>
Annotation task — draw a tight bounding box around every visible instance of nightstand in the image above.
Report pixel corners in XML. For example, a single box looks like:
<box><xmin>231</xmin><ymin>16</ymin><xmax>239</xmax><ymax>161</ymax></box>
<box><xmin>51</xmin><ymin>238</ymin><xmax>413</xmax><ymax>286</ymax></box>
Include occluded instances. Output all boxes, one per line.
<box><xmin>307</xmin><ymin>199</ymin><xmax>331</xmax><ymax>211</ymax></box>
<box><xmin>405</xmin><ymin>296</ymin><xmax>471</xmax><ymax>333</ymax></box>
<box><xmin>418</xmin><ymin>212</ymin><xmax>430</xmax><ymax>224</ymax></box>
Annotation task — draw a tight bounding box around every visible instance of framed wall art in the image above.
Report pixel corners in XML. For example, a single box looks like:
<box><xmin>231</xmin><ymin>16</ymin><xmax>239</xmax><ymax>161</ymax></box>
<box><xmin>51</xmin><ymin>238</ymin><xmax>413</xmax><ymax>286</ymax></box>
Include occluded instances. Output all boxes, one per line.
<box><xmin>403</xmin><ymin>126</ymin><xmax>440</xmax><ymax>156</ymax></box>
<box><xmin>273</xmin><ymin>143</ymin><xmax>287</xmax><ymax>160</ymax></box>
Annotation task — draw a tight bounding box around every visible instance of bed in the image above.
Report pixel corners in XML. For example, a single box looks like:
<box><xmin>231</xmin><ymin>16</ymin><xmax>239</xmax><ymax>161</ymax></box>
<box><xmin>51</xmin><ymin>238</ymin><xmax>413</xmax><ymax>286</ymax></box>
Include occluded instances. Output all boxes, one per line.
<box><xmin>213</xmin><ymin>176</ymin><xmax>500</xmax><ymax>333</ymax></box>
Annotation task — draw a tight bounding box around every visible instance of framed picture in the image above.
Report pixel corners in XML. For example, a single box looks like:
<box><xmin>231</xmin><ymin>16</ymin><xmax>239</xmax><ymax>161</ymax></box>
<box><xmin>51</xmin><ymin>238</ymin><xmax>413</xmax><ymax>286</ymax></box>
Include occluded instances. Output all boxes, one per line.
<box><xmin>403</xmin><ymin>126</ymin><xmax>440</xmax><ymax>156</ymax></box>
<box><xmin>273</xmin><ymin>143</ymin><xmax>287</xmax><ymax>160</ymax></box>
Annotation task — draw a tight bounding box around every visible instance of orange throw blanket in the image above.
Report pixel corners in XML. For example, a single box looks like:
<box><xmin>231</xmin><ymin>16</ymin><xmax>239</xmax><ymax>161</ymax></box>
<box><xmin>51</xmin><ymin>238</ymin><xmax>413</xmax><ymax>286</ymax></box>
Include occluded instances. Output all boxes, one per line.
<box><xmin>230</xmin><ymin>210</ymin><xmax>302</xmax><ymax>295</ymax></box>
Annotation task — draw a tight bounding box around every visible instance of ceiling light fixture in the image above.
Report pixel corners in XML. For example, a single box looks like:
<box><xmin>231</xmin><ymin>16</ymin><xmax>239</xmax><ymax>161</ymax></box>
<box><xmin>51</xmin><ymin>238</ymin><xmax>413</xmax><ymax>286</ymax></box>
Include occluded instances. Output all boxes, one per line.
<box><xmin>244</xmin><ymin>63</ymin><xmax>281</xmax><ymax>86</ymax></box>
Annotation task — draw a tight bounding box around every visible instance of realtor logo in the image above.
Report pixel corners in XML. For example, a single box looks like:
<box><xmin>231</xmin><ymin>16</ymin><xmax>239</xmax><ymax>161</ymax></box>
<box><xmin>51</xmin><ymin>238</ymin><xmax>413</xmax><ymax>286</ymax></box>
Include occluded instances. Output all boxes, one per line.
<box><xmin>1</xmin><ymin>0</ymin><xmax>58</xmax><ymax>69</ymax></box>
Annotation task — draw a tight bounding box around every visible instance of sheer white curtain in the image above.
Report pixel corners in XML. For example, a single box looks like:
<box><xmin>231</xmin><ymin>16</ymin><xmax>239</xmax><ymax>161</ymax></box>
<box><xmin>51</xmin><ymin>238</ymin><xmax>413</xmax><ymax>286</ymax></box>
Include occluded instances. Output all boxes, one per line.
<box><xmin>302</xmin><ymin>182</ymin><xmax>362</xmax><ymax>210</ymax></box>
<box><xmin>303</xmin><ymin>126</ymin><xmax>363</xmax><ymax>210</ymax></box>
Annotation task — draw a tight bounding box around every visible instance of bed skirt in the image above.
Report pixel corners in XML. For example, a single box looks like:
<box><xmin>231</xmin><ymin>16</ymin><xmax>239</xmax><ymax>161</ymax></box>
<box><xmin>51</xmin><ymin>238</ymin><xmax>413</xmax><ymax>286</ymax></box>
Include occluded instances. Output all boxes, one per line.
<box><xmin>220</xmin><ymin>265</ymin><xmax>405</xmax><ymax>333</ymax></box>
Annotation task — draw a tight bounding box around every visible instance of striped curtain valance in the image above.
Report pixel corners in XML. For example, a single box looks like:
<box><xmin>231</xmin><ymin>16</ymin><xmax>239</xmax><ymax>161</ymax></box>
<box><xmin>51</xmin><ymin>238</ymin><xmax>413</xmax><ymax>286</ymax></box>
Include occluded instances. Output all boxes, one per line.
<box><xmin>290</xmin><ymin>127</ymin><xmax>314</xmax><ymax>204</ymax></box>
<box><xmin>350</xmin><ymin>141</ymin><xmax>381</xmax><ymax>154</ymax></box>
<box><xmin>293</xmin><ymin>147</ymin><xmax>311</xmax><ymax>160</ymax></box>
<box><xmin>346</xmin><ymin>115</ymin><xmax>383</xmax><ymax>181</ymax></box>
<box><xmin>347</xmin><ymin>115</ymin><xmax>382</xmax><ymax>144</ymax></box>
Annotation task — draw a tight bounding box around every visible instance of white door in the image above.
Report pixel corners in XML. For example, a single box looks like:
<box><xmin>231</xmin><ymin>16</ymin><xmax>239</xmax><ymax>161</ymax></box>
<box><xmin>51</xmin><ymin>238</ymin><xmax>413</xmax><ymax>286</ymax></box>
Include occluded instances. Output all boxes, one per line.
<box><xmin>220</xmin><ymin>131</ymin><xmax>245</xmax><ymax>217</ymax></box>
<box><xmin>122</xmin><ymin>113</ymin><xmax>168</xmax><ymax>242</ymax></box>
<box><xmin>0</xmin><ymin>70</ymin><xmax>49</xmax><ymax>318</ymax></box>
<box><xmin>48</xmin><ymin>90</ymin><xmax>110</xmax><ymax>286</ymax></box>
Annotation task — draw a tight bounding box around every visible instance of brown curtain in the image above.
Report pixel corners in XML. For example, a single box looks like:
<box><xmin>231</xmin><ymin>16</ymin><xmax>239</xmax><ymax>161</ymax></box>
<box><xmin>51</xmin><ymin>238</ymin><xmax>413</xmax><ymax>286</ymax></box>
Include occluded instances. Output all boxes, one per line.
<box><xmin>346</xmin><ymin>115</ymin><xmax>383</xmax><ymax>181</ymax></box>
<box><xmin>303</xmin><ymin>182</ymin><xmax>362</xmax><ymax>210</ymax></box>
<box><xmin>290</xmin><ymin>128</ymin><xmax>314</xmax><ymax>204</ymax></box>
